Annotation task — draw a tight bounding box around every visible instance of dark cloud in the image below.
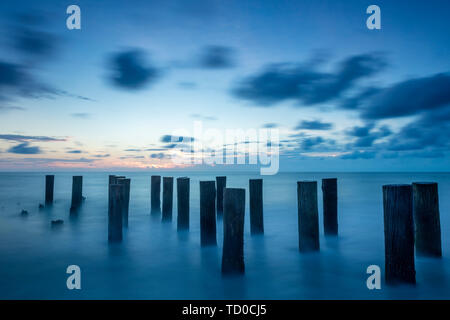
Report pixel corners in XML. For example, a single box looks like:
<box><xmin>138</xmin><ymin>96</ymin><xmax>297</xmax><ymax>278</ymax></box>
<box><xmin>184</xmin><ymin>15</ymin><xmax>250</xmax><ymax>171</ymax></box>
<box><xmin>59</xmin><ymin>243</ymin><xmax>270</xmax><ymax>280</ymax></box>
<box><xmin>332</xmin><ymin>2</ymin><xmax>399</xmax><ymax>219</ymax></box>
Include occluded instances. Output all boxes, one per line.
<box><xmin>295</xmin><ymin>120</ymin><xmax>333</xmax><ymax>130</ymax></box>
<box><xmin>384</xmin><ymin>107</ymin><xmax>450</xmax><ymax>152</ymax></box>
<box><xmin>71</xmin><ymin>113</ymin><xmax>91</xmax><ymax>119</ymax></box>
<box><xmin>354</xmin><ymin>73</ymin><xmax>450</xmax><ymax>119</ymax></box>
<box><xmin>232</xmin><ymin>53</ymin><xmax>386</xmax><ymax>106</ymax></box>
<box><xmin>124</xmin><ymin>148</ymin><xmax>142</xmax><ymax>152</ymax></box>
<box><xmin>8</xmin><ymin>142</ymin><xmax>41</xmax><ymax>154</ymax></box>
<box><xmin>93</xmin><ymin>154</ymin><xmax>110</xmax><ymax>158</ymax></box>
<box><xmin>262</xmin><ymin>123</ymin><xmax>278</xmax><ymax>128</ymax></box>
<box><xmin>150</xmin><ymin>152</ymin><xmax>168</xmax><ymax>159</ymax></box>
<box><xmin>301</xmin><ymin>137</ymin><xmax>325</xmax><ymax>150</ymax></box>
<box><xmin>160</xmin><ymin>135</ymin><xmax>194</xmax><ymax>143</ymax></box>
<box><xmin>340</xmin><ymin>151</ymin><xmax>376</xmax><ymax>159</ymax></box>
<box><xmin>0</xmin><ymin>134</ymin><xmax>66</xmax><ymax>142</ymax></box>
<box><xmin>108</xmin><ymin>49</ymin><xmax>160</xmax><ymax>90</ymax></box>
<box><xmin>12</xmin><ymin>28</ymin><xmax>57</xmax><ymax>59</ymax></box>
<box><xmin>346</xmin><ymin>124</ymin><xmax>391</xmax><ymax>147</ymax></box>
<box><xmin>199</xmin><ymin>46</ymin><xmax>235</xmax><ymax>69</ymax></box>
<box><xmin>67</xmin><ymin>150</ymin><xmax>82</xmax><ymax>154</ymax></box>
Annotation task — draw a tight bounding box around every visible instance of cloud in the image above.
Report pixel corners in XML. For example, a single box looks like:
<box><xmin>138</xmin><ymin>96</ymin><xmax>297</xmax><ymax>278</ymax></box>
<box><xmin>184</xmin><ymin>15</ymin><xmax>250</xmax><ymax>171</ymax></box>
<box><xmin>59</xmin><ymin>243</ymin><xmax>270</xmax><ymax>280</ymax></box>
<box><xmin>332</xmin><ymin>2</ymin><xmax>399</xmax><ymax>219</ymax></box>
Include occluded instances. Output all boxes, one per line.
<box><xmin>190</xmin><ymin>113</ymin><xmax>217</xmax><ymax>121</ymax></box>
<box><xmin>150</xmin><ymin>152</ymin><xmax>168</xmax><ymax>159</ymax></box>
<box><xmin>340</xmin><ymin>151</ymin><xmax>376</xmax><ymax>159</ymax></box>
<box><xmin>71</xmin><ymin>113</ymin><xmax>91</xmax><ymax>119</ymax></box>
<box><xmin>231</xmin><ymin>53</ymin><xmax>386</xmax><ymax>106</ymax></box>
<box><xmin>295</xmin><ymin>120</ymin><xmax>333</xmax><ymax>130</ymax></box>
<box><xmin>8</xmin><ymin>142</ymin><xmax>41</xmax><ymax>154</ymax></box>
<box><xmin>352</xmin><ymin>73</ymin><xmax>450</xmax><ymax>119</ymax></box>
<box><xmin>346</xmin><ymin>124</ymin><xmax>391</xmax><ymax>147</ymax></box>
<box><xmin>67</xmin><ymin>150</ymin><xmax>82</xmax><ymax>154</ymax></box>
<box><xmin>93</xmin><ymin>154</ymin><xmax>110</xmax><ymax>158</ymax></box>
<box><xmin>160</xmin><ymin>135</ymin><xmax>194</xmax><ymax>143</ymax></box>
<box><xmin>384</xmin><ymin>107</ymin><xmax>450</xmax><ymax>151</ymax></box>
<box><xmin>198</xmin><ymin>46</ymin><xmax>235</xmax><ymax>69</ymax></box>
<box><xmin>0</xmin><ymin>134</ymin><xmax>66</xmax><ymax>142</ymax></box>
<box><xmin>108</xmin><ymin>49</ymin><xmax>160</xmax><ymax>90</ymax></box>
<box><xmin>0</xmin><ymin>106</ymin><xmax>25</xmax><ymax>112</ymax></box>
<box><xmin>262</xmin><ymin>123</ymin><xmax>278</xmax><ymax>128</ymax></box>
<box><xmin>301</xmin><ymin>137</ymin><xmax>325</xmax><ymax>150</ymax></box>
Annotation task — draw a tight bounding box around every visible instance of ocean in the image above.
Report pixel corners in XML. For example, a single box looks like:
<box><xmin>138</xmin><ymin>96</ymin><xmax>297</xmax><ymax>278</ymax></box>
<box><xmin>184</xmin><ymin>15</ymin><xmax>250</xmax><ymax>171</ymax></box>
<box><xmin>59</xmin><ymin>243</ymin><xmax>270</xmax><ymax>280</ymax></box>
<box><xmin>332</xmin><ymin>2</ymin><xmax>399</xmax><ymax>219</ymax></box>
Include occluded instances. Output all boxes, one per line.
<box><xmin>0</xmin><ymin>172</ymin><xmax>449</xmax><ymax>299</ymax></box>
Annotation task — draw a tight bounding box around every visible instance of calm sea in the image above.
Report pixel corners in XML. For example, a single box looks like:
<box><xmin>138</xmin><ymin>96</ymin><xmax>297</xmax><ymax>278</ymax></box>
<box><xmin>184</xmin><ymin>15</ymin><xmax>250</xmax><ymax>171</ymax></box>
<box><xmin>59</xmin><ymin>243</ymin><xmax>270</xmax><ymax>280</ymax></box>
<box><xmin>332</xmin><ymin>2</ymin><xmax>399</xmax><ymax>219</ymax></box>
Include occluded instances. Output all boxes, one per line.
<box><xmin>0</xmin><ymin>172</ymin><xmax>449</xmax><ymax>299</ymax></box>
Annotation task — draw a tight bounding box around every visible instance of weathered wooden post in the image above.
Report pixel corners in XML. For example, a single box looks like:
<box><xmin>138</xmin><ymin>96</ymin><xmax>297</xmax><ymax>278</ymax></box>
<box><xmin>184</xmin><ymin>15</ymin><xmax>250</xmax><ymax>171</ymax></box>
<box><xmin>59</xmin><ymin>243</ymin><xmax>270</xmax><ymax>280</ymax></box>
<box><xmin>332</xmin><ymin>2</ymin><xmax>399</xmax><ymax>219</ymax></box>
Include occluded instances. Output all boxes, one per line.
<box><xmin>322</xmin><ymin>178</ymin><xmax>338</xmax><ymax>235</ymax></box>
<box><xmin>216</xmin><ymin>176</ymin><xmax>226</xmax><ymax>217</ymax></box>
<box><xmin>45</xmin><ymin>175</ymin><xmax>54</xmax><ymax>205</ymax></box>
<box><xmin>200</xmin><ymin>181</ymin><xmax>217</xmax><ymax>246</ymax></box>
<box><xmin>151</xmin><ymin>175</ymin><xmax>161</xmax><ymax>213</ymax></box>
<box><xmin>222</xmin><ymin>188</ymin><xmax>245</xmax><ymax>275</ymax></box>
<box><xmin>162</xmin><ymin>177</ymin><xmax>174</xmax><ymax>222</ymax></box>
<box><xmin>383</xmin><ymin>184</ymin><xmax>415</xmax><ymax>284</ymax></box>
<box><xmin>412</xmin><ymin>182</ymin><xmax>442</xmax><ymax>257</ymax></box>
<box><xmin>249</xmin><ymin>179</ymin><xmax>264</xmax><ymax>235</ymax></box>
<box><xmin>117</xmin><ymin>178</ymin><xmax>131</xmax><ymax>227</ymax></box>
<box><xmin>177</xmin><ymin>177</ymin><xmax>190</xmax><ymax>230</ymax></box>
<box><xmin>108</xmin><ymin>184</ymin><xmax>124</xmax><ymax>242</ymax></box>
<box><xmin>297</xmin><ymin>181</ymin><xmax>320</xmax><ymax>252</ymax></box>
<box><xmin>70</xmin><ymin>176</ymin><xmax>83</xmax><ymax>211</ymax></box>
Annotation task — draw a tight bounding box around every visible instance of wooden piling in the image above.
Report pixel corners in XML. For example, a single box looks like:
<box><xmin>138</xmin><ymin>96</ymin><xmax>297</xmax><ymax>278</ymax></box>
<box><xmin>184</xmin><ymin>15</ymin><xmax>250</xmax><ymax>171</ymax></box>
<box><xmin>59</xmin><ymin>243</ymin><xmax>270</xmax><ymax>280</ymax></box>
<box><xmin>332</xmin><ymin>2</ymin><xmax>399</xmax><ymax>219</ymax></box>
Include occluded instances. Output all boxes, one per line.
<box><xmin>322</xmin><ymin>178</ymin><xmax>338</xmax><ymax>236</ymax></box>
<box><xmin>249</xmin><ymin>179</ymin><xmax>264</xmax><ymax>235</ymax></box>
<box><xmin>70</xmin><ymin>176</ymin><xmax>83</xmax><ymax>210</ymax></box>
<box><xmin>108</xmin><ymin>184</ymin><xmax>124</xmax><ymax>242</ymax></box>
<box><xmin>222</xmin><ymin>188</ymin><xmax>245</xmax><ymax>275</ymax></box>
<box><xmin>200</xmin><ymin>181</ymin><xmax>217</xmax><ymax>246</ymax></box>
<box><xmin>117</xmin><ymin>178</ymin><xmax>131</xmax><ymax>227</ymax></box>
<box><xmin>162</xmin><ymin>177</ymin><xmax>174</xmax><ymax>222</ymax></box>
<box><xmin>412</xmin><ymin>182</ymin><xmax>442</xmax><ymax>257</ymax></box>
<box><xmin>297</xmin><ymin>181</ymin><xmax>320</xmax><ymax>252</ymax></box>
<box><xmin>45</xmin><ymin>175</ymin><xmax>54</xmax><ymax>204</ymax></box>
<box><xmin>151</xmin><ymin>175</ymin><xmax>161</xmax><ymax>213</ymax></box>
<box><xmin>216</xmin><ymin>176</ymin><xmax>226</xmax><ymax>217</ymax></box>
<box><xmin>383</xmin><ymin>184</ymin><xmax>415</xmax><ymax>284</ymax></box>
<box><xmin>177</xmin><ymin>177</ymin><xmax>190</xmax><ymax>230</ymax></box>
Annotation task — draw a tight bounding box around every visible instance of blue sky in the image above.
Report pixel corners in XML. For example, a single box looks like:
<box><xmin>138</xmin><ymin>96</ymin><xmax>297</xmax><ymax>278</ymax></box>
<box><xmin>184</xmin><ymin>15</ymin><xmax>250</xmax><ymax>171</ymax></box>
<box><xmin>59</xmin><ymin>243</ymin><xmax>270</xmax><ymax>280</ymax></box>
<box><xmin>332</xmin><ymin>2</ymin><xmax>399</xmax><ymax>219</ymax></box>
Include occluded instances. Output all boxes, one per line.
<box><xmin>0</xmin><ymin>0</ymin><xmax>449</xmax><ymax>171</ymax></box>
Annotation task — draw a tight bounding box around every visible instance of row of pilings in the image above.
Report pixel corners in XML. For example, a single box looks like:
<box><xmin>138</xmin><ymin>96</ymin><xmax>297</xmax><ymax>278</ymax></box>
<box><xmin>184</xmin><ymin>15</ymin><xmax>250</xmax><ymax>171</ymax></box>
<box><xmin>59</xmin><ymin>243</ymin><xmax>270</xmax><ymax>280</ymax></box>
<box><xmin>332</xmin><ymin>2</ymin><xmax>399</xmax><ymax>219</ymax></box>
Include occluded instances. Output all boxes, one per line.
<box><xmin>43</xmin><ymin>174</ymin><xmax>442</xmax><ymax>281</ymax></box>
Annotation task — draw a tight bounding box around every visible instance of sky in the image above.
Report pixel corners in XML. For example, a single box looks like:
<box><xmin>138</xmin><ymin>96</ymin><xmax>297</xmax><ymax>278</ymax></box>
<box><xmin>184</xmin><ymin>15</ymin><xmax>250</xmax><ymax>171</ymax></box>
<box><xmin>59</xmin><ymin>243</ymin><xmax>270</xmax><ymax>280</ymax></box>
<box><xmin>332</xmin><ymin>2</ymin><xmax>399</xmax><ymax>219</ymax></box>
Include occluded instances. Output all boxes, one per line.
<box><xmin>0</xmin><ymin>0</ymin><xmax>449</xmax><ymax>172</ymax></box>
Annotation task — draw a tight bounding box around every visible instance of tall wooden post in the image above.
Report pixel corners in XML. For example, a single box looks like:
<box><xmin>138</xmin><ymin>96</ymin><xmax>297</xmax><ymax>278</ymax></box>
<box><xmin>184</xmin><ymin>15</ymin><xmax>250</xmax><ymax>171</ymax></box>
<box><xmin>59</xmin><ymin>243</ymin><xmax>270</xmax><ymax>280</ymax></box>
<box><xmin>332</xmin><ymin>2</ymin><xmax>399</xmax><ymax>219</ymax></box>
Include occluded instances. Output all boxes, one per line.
<box><xmin>200</xmin><ymin>181</ymin><xmax>217</xmax><ymax>246</ymax></box>
<box><xmin>109</xmin><ymin>184</ymin><xmax>123</xmax><ymax>242</ymax></box>
<box><xmin>45</xmin><ymin>175</ymin><xmax>54</xmax><ymax>204</ymax></box>
<box><xmin>249</xmin><ymin>179</ymin><xmax>264</xmax><ymax>235</ymax></box>
<box><xmin>222</xmin><ymin>188</ymin><xmax>245</xmax><ymax>275</ymax></box>
<box><xmin>216</xmin><ymin>176</ymin><xmax>226</xmax><ymax>217</ymax></box>
<box><xmin>177</xmin><ymin>177</ymin><xmax>190</xmax><ymax>230</ymax></box>
<box><xmin>322</xmin><ymin>178</ymin><xmax>338</xmax><ymax>235</ymax></box>
<box><xmin>151</xmin><ymin>175</ymin><xmax>161</xmax><ymax>213</ymax></box>
<box><xmin>297</xmin><ymin>181</ymin><xmax>320</xmax><ymax>252</ymax></box>
<box><xmin>383</xmin><ymin>184</ymin><xmax>415</xmax><ymax>284</ymax></box>
<box><xmin>162</xmin><ymin>177</ymin><xmax>174</xmax><ymax>222</ymax></box>
<box><xmin>117</xmin><ymin>178</ymin><xmax>131</xmax><ymax>227</ymax></box>
<box><xmin>70</xmin><ymin>176</ymin><xmax>83</xmax><ymax>211</ymax></box>
<box><xmin>412</xmin><ymin>182</ymin><xmax>442</xmax><ymax>257</ymax></box>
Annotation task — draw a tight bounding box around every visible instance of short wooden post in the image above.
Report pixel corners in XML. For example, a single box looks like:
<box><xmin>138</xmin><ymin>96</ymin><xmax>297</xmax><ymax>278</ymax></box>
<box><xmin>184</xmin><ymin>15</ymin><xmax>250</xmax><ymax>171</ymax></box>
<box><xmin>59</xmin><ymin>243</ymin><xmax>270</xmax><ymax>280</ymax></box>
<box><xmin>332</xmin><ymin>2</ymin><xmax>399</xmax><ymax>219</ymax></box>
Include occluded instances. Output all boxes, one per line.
<box><xmin>177</xmin><ymin>177</ymin><xmax>190</xmax><ymax>230</ymax></box>
<box><xmin>222</xmin><ymin>188</ymin><xmax>245</xmax><ymax>275</ymax></box>
<box><xmin>297</xmin><ymin>181</ymin><xmax>320</xmax><ymax>252</ymax></box>
<box><xmin>70</xmin><ymin>176</ymin><xmax>83</xmax><ymax>211</ymax></box>
<box><xmin>108</xmin><ymin>184</ymin><xmax>123</xmax><ymax>242</ymax></box>
<box><xmin>249</xmin><ymin>179</ymin><xmax>264</xmax><ymax>235</ymax></box>
<box><xmin>216</xmin><ymin>176</ymin><xmax>226</xmax><ymax>217</ymax></box>
<box><xmin>162</xmin><ymin>177</ymin><xmax>174</xmax><ymax>222</ymax></box>
<box><xmin>200</xmin><ymin>181</ymin><xmax>217</xmax><ymax>246</ymax></box>
<box><xmin>117</xmin><ymin>178</ymin><xmax>131</xmax><ymax>227</ymax></box>
<box><xmin>151</xmin><ymin>175</ymin><xmax>161</xmax><ymax>213</ymax></box>
<box><xmin>322</xmin><ymin>178</ymin><xmax>338</xmax><ymax>235</ymax></box>
<box><xmin>412</xmin><ymin>182</ymin><xmax>442</xmax><ymax>257</ymax></box>
<box><xmin>383</xmin><ymin>184</ymin><xmax>415</xmax><ymax>284</ymax></box>
<box><xmin>45</xmin><ymin>175</ymin><xmax>54</xmax><ymax>204</ymax></box>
